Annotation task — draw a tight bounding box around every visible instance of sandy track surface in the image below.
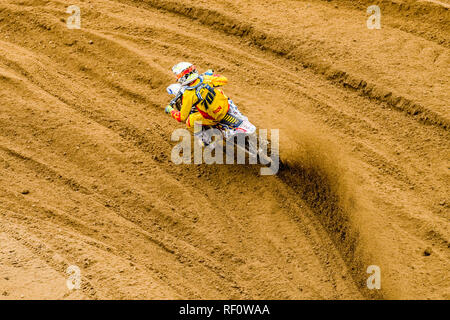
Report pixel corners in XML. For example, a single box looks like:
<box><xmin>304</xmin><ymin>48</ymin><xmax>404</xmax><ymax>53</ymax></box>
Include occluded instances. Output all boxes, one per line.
<box><xmin>0</xmin><ymin>0</ymin><xmax>448</xmax><ymax>299</ymax></box>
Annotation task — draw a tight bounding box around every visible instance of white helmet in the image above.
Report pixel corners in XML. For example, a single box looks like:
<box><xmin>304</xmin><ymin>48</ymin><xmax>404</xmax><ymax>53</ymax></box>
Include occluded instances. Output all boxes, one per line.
<box><xmin>172</xmin><ymin>62</ymin><xmax>199</xmax><ymax>86</ymax></box>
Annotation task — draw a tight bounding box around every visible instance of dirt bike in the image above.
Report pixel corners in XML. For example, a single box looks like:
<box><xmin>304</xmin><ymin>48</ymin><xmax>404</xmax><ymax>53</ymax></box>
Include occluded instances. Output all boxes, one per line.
<box><xmin>166</xmin><ymin>82</ymin><xmax>276</xmax><ymax>169</ymax></box>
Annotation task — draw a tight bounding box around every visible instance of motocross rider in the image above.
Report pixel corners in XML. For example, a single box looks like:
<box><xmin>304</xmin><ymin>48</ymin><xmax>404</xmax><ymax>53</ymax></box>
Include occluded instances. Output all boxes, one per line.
<box><xmin>164</xmin><ymin>62</ymin><xmax>244</xmax><ymax>131</ymax></box>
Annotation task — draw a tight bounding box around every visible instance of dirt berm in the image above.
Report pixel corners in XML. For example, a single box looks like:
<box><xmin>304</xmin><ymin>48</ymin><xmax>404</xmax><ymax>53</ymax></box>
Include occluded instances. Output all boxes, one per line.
<box><xmin>0</xmin><ymin>0</ymin><xmax>448</xmax><ymax>299</ymax></box>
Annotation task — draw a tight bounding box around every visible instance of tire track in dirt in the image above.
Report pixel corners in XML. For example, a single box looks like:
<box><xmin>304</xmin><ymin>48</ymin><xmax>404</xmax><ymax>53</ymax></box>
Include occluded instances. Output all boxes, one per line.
<box><xmin>120</xmin><ymin>0</ymin><xmax>449</xmax><ymax>130</ymax></box>
<box><xmin>0</xmin><ymin>46</ymin><xmax>362</xmax><ymax>302</ymax></box>
<box><xmin>0</xmin><ymin>0</ymin><xmax>448</xmax><ymax>299</ymax></box>
<box><xmin>313</xmin><ymin>0</ymin><xmax>450</xmax><ymax>47</ymax></box>
<box><xmin>0</xmin><ymin>143</ymin><xmax>192</xmax><ymax>298</ymax></box>
<box><xmin>106</xmin><ymin>2</ymin><xmax>449</xmax><ymax>297</ymax></box>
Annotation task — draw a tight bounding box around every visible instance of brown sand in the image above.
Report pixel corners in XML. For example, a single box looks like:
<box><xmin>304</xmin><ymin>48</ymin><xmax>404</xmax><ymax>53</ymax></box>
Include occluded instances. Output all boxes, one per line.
<box><xmin>0</xmin><ymin>0</ymin><xmax>448</xmax><ymax>299</ymax></box>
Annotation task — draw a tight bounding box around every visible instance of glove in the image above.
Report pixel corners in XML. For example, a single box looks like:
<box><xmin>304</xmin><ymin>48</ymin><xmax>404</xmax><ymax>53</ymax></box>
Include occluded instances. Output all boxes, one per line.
<box><xmin>164</xmin><ymin>105</ymin><xmax>174</xmax><ymax>114</ymax></box>
<box><xmin>204</xmin><ymin>69</ymin><xmax>214</xmax><ymax>76</ymax></box>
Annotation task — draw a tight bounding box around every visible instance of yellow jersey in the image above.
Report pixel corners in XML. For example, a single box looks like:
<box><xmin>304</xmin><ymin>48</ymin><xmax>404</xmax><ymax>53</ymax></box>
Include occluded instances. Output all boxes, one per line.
<box><xmin>170</xmin><ymin>74</ymin><xmax>229</xmax><ymax>124</ymax></box>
